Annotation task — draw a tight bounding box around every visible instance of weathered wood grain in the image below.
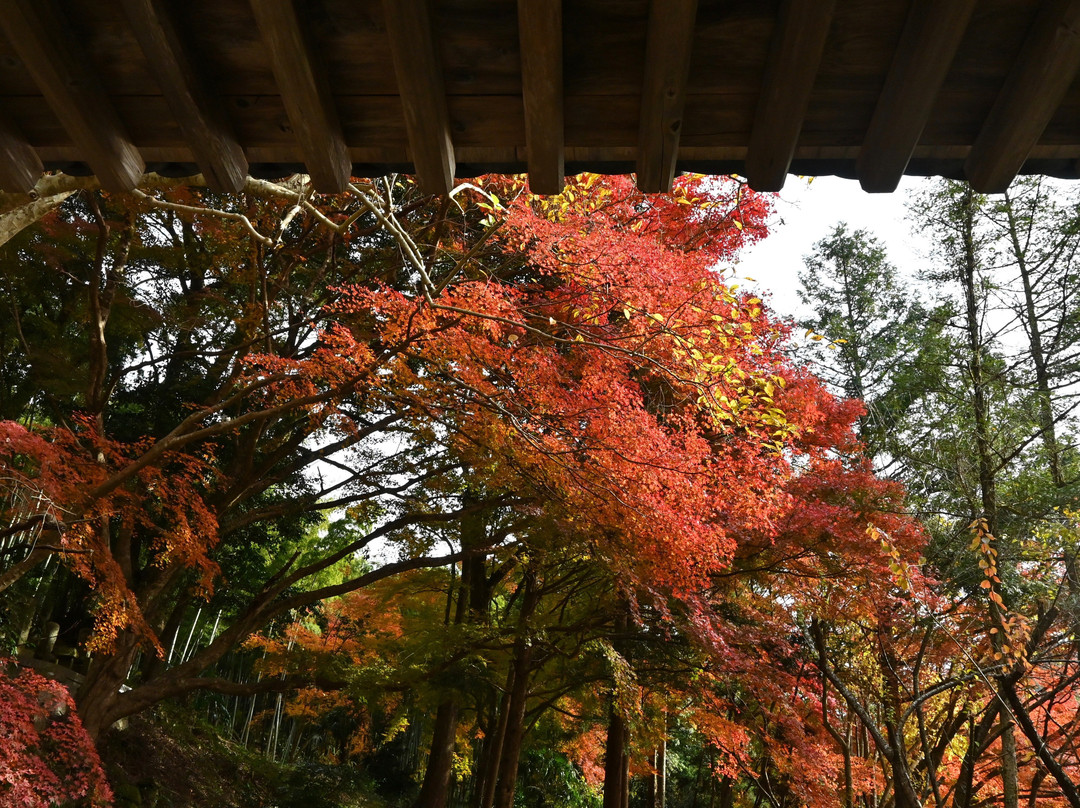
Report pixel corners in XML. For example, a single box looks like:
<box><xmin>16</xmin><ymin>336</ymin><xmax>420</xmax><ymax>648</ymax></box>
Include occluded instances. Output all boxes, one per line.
<box><xmin>0</xmin><ymin>0</ymin><xmax>1078</xmax><ymax>190</ymax></box>
<box><xmin>857</xmin><ymin>0</ymin><xmax>978</xmax><ymax>192</ymax></box>
<box><xmin>518</xmin><ymin>0</ymin><xmax>564</xmax><ymax>194</ymax></box>
<box><xmin>0</xmin><ymin>0</ymin><xmax>144</xmax><ymax>191</ymax></box>
<box><xmin>0</xmin><ymin>116</ymin><xmax>41</xmax><ymax>192</ymax></box>
<box><xmin>383</xmin><ymin>0</ymin><xmax>456</xmax><ymax>195</ymax></box>
<box><xmin>636</xmin><ymin>0</ymin><xmax>697</xmax><ymax>192</ymax></box>
<box><xmin>744</xmin><ymin>0</ymin><xmax>837</xmax><ymax>191</ymax></box>
<box><xmin>122</xmin><ymin>0</ymin><xmax>248</xmax><ymax>192</ymax></box>
<box><xmin>251</xmin><ymin>0</ymin><xmax>350</xmax><ymax>192</ymax></box>
<box><xmin>965</xmin><ymin>0</ymin><xmax>1080</xmax><ymax>192</ymax></box>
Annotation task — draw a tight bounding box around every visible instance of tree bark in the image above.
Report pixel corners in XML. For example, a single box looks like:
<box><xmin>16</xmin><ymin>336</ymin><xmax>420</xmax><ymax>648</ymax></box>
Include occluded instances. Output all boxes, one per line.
<box><xmin>603</xmin><ymin>703</ymin><xmax>629</xmax><ymax>808</ymax></box>
<box><xmin>491</xmin><ymin>569</ymin><xmax>539</xmax><ymax>808</ymax></box>
<box><xmin>956</xmin><ymin>185</ymin><xmax>1019</xmax><ymax>808</ymax></box>
<box><xmin>415</xmin><ymin>700</ymin><xmax>460</xmax><ymax>808</ymax></box>
<box><xmin>0</xmin><ymin>191</ymin><xmax>73</xmax><ymax>247</ymax></box>
<box><xmin>476</xmin><ymin>686</ymin><xmax>512</xmax><ymax>808</ymax></box>
<box><xmin>1001</xmin><ymin>188</ymin><xmax>1065</xmax><ymax>488</ymax></box>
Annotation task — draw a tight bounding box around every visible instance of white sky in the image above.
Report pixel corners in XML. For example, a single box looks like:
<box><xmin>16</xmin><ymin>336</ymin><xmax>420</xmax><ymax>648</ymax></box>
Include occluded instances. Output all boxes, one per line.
<box><xmin>733</xmin><ymin>175</ymin><xmax>937</xmax><ymax>320</ymax></box>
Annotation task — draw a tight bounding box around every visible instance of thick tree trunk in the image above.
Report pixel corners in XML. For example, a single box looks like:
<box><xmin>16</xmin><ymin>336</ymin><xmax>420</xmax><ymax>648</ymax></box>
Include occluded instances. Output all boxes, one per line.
<box><xmin>603</xmin><ymin>706</ymin><xmax>629</xmax><ymax>808</ymax></box>
<box><xmin>0</xmin><ymin>191</ymin><xmax>73</xmax><ymax>247</ymax></box>
<box><xmin>77</xmin><ymin>637</ymin><xmax>141</xmax><ymax>738</ymax></box>
<box><xmin>415</xmin><ymin>700</ymin><xmax>460</xmax><ymax>808</ymax></box>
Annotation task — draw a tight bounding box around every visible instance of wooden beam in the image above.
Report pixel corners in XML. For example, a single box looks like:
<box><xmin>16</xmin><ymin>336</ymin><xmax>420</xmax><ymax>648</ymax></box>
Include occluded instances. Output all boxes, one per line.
<box><xmin>0</xmin><ymin>117</ymin><xmax>42</xmax><ymax>193</ymax></box>
<box><xmin>966</xmin><ymin>0</ymin><xmax>1080</xmax><ymax>193</ymax></box>
<box><xmin>744</xmin><ymin>0</ymin><xmax>837</xmax><ymax>192</ymax></box>
<box><xmin>382</xmin><ymin>0</ymin><xmax>456</xmax><ymax>195</ymax></box>
<box><xmin>251</xmin><ymin>0</ymin><xmax>350</xmax><ymax>193</ymax></box>
<box><xmin>518</xmin><ymin>0</ymin><xmax>564</xmax><ymax>195</ymax></box>
<box><xmin>122</xmin><ymin>0</ymin><xmax>248</xmax><ymax>193</ymax></box>
<box><xmin>0</xmin><ymin>0</ymin><xmax>144</xmax><ymax>192</ymax></box>
<box><xmin>636</xmin><ymin>0</ymin><xmax>697</xmax><ymax>193</ymax></box>
<box><xmin>858</xmin><ymin>0</ymin><xmax>977</xmax><ymax>193</ymax></box>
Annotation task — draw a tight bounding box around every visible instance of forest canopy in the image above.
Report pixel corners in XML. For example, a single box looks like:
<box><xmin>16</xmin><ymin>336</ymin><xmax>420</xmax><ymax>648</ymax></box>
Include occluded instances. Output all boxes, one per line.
<box><xmin>0</xmin><ymin>172</ymin><xmax>1078</xmax><ymax>808</ymax></box>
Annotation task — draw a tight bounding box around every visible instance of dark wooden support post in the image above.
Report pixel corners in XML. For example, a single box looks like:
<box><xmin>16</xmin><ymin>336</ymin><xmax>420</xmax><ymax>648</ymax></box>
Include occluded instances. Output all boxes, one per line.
<box><xmin>383</xmin><ymin>0</ymin><xmax>456</xmax><ymax>195</ymax></box>
<box><xmin>123</xmin><ymin>0</ymin><xmax>248</xmax><ymax>192</ymax></box>
<box><xmin>965</xmin><ymin>0</ymin><xmax>1080</xmax><ymax>193</ymax></box>
<box><xmin>636</xmin><ymin>0</ymin><xmax>697</xmax><ymax>193</ymax></box>
<box><xmin>0</xmin><ymin>117</ymin><xmax>42</xmax><ymax>192</ymax></box>
<box><xmin>744</xmin><ymin>0</ymin><xmax>836</xmax><ymax>192</ymax></box>
<box><xmin>251</xmin><ymin>0</ymin><xmax>351</xmax><ymax>193</ymax></box>
<box><xmin>0</xmin><ymin>0</ymin><xmax>145</xmax><ymax>192</ymax></box>
<box><xmin>517</xmin><ymin>0</ymin><xmax>564</xmax><ymax>195</ymax></box>
<box><xmin>857</xmin><ymin>0</ymin><xmax>977</xmax><ymax>192</ymax></box>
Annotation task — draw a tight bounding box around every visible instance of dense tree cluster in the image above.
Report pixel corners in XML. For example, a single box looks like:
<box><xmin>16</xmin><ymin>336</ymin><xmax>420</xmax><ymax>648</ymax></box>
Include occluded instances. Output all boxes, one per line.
<box><xmin>1</xmin><ymin>170</ymin><xmax>1078</xmax><ymax>808</ymax></box>
<box><xmin>799</xmin><ymin>178</ymin><xmax>1080</xmax><ymax>808</ymax></box>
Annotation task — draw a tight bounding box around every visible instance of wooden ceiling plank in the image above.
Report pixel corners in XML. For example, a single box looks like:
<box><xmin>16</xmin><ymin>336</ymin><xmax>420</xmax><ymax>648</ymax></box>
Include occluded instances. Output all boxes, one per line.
<box><xmin>251</xmin><ymin>0</ymin><xmax>350</xmax><ymax>193</ymax></box>
<box><xmin>0</xmin><ymin>0</ymin><xmax>144</xmax><ymax>192</ymax></box>
<box><xmin>744</xmin><ymin>0</ymin><xmax>837</xmax><ymax>192</ymax></box>
<box><xmin>122</xmin><ymin>0</ymin><xmax>248</xmax><ymax>193</ymax></box>
<box><xmin>518</xmin><ymin>0</ymin><xmax>564</xmax><ymax>195</ymax></box>
<box><xmin>858</xmin><ymin>0</ymin><xmax>977</xmax><ymax>193</ymax></box>
<box><xmin>0</xmin><ymin>117</ymin><xmax>43</xmax><ymax>193</ymax></box>
<box><xmin>383</xmin><ymin>0</ymin><xmax>456</xmax><ymax>195</ymax></box>
<box><xmin>636</xmin><ymin>0</ymin><xmax>698</xmax><ymax>194</ymax></box>
<box><xmin>966</xmin><ymin>0</ymin><xmax>1080</xmax><ymax>193</ymax></box>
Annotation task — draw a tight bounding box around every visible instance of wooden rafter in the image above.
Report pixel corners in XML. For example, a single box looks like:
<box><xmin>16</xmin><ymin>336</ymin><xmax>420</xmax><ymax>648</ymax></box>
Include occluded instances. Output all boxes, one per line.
<box><xmin>636</xmin><ymin>0</ymin><xmax>698</xmax><ymax>194</ymax></box>
<box><xmin>518</xmin><ymin>0</ymin><xmax>564</xmax><ymax>195</ymax></box>
<box><xmin>0</xmin><ymin>0</ymin><xmax>144</xmax><ymax>192</ymax></box>
<box><xmin>0</xmin><ymin>117</ymin><xmax>42</xmax><ymax>193</ymax></box>
<box><xmin>122</xmin><ymin>0</ymin><xmax>248</xmax><ymax>193</ymax></box>
<box><xmin>858</xmin><ymin>0</ymin><xmax>977</xmax><ymax>193</ymax></box>
<box><xmin>251</xmin><ymin>0</ymin><xmax>350</xmax><ymax>193</ymax></box>
<box><xmin>965</xmin><ymin>0</ymin><xmax>1080</xmax><ymax>193</ymax></box>
<box><xmin>4</xmin><ymin>2</ymin><xmax>1080</xmax><ymax>194</ymax></box>
<box><xmin>383</xmin><ymin>0</ymin><xmax>456</xmax><ymax>196</ymax></box>
<box><xmin>745</xmin><ymin>0</ymin><xmax>837</xmax><ymax>192</ymax></box>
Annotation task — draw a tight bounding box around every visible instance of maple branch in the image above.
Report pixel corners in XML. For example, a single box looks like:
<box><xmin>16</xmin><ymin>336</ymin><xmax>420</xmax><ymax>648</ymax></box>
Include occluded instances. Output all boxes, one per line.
<box><xmin>805</xmin><ymin>620</ymin><xmax>894</xmax><ymax>758</ymax></box>
<box><xmin>131</xmin><ymin>188</ymin><xmax>273</xmax><ymax>246</ymax></box>
<box><xmin>86</xmin><ymin>367</ymin><xmax>375</xmax><ymax>504</ymax></box>
<box><xmin>0</xmin><ymin>547</ymin><xmax>48</xmax><ymax>593</ymax></box>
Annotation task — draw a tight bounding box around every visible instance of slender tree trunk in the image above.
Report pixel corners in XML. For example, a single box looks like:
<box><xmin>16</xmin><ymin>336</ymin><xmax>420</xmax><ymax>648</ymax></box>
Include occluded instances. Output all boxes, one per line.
<box><xmin>650</xmin><ymin>737</ymin><xmax>667</xmax><ymax>808</ymax></box>
<box><xmin>489</xmin><ymin>653</ymin><xmax>532</xmax><ymax>808</ymax></box>
<box><xmin>659</xmin><ymin>737</ymin><xmax>667</xmax><ymax>808</ymax></box>
<box><xmin>491</xmin><ymin>570</ymin><xmax>539</xmax><ymax>808</ymax></box>
<box><xmin>1002</xmin><ymin>190</ymin><xmax>1064</xmax><ymax>487</ymax></box>
<box><xmin>620</xmin><ymin>739</ymin><xmax>630</xmax><ymax>808</ymax></box>
<box><xmin>956</xmin><ymin>185</ymin><xmax>1020</xmax><ymax>808</ymax></box>
<box><xmin>476</xmin><ymin>686</ymin><xmax>512</xmax><ymax>808</ymax></box>
<box><xmin>1001</xmin><ymin>704</ymin><xmax>1021</xmax><ymax>808</ymax></box>
<box><xmin>954</xmin><ymin>705</ymin><xmax>1001</xmax><ymax>808</ymax></box>
<box><xmin>418</xmin><ymin>506</ymin><xmax>488</xmax><ymax>808</ymax></box>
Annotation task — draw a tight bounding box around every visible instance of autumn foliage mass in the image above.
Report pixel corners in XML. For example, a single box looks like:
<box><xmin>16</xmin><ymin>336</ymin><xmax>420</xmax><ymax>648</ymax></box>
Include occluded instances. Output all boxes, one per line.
<box><xmin>1</xmin><ymin>172</ymin><xmax>1079</xmax><ymax>808</ymax></box>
